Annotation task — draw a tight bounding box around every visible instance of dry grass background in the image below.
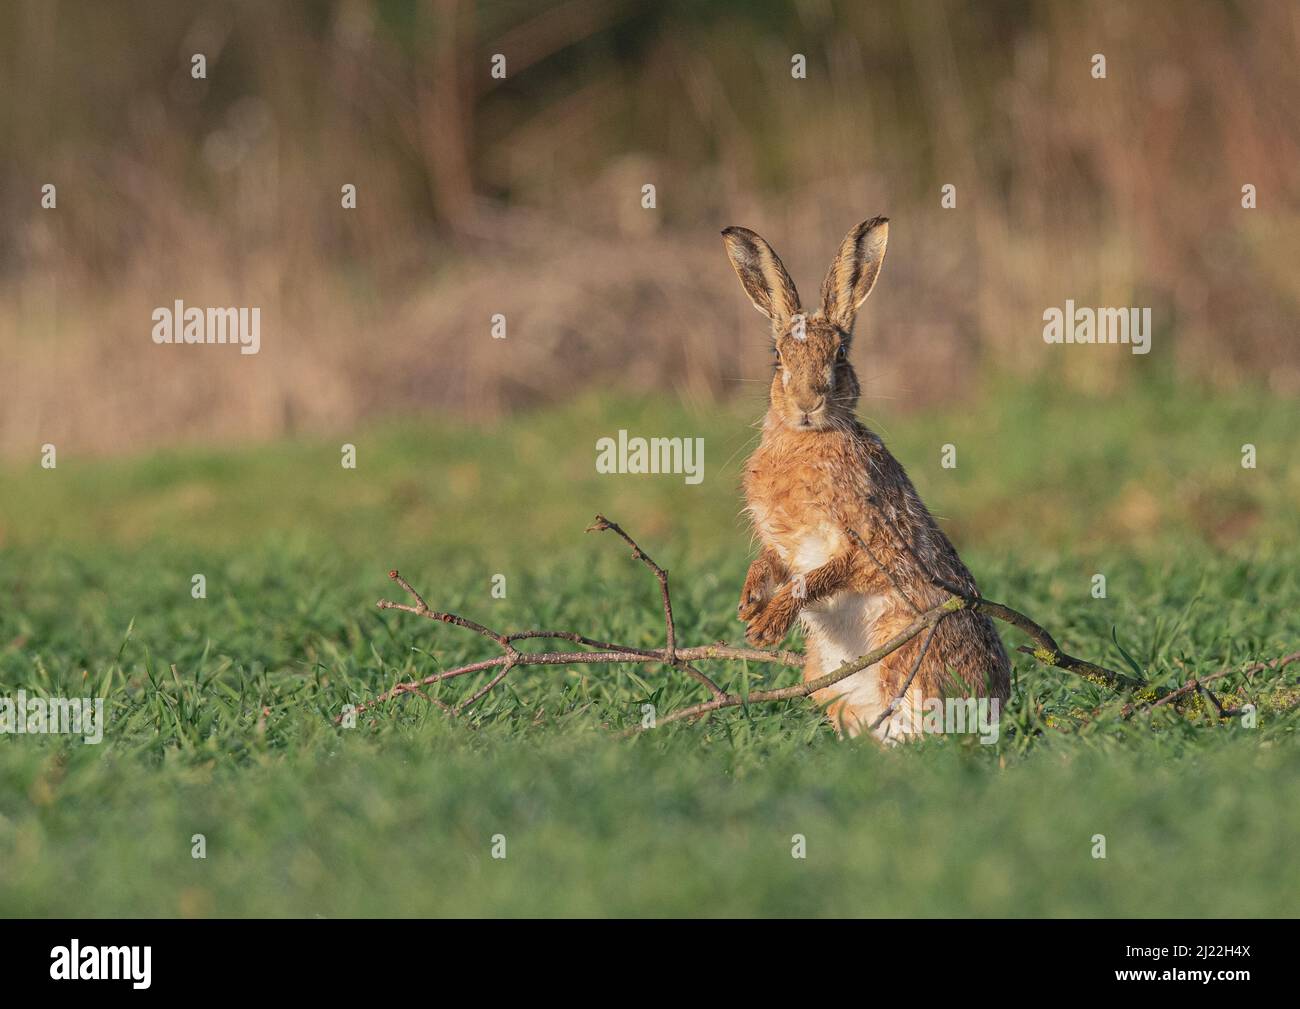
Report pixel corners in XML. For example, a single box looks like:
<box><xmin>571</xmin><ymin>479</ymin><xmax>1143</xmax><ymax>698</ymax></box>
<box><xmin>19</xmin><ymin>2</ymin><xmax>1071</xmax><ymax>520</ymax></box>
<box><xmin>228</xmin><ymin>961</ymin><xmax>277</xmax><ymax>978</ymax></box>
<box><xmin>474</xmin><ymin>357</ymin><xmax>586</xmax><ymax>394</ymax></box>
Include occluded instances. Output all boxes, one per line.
<box><xmin>2</xmin><ymin>0</ymin><xmax>1298</xmax><ymax>459</ymax></box>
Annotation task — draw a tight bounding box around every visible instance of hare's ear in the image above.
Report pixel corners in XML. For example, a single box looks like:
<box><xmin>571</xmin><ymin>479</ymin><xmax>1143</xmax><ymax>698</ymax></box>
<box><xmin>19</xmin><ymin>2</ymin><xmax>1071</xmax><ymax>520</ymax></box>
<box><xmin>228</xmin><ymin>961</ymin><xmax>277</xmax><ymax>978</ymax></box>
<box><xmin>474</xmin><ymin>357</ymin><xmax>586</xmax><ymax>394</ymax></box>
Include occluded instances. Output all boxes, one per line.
<box><xmin>820</xmin><ymin>217</ymin><xmax>889</xmax><ymax>331</ymax></box>
<box><xmin>721</xmin><ymin>226</ymin><xmax>801</xmax><ymax>327</ymax></box>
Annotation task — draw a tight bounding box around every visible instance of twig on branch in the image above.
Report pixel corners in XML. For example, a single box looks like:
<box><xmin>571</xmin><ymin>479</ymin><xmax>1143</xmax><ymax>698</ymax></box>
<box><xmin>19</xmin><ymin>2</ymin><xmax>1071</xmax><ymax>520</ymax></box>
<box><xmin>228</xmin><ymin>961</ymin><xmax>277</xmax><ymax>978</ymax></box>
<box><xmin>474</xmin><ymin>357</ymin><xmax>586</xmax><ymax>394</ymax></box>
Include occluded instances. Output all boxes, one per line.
<box><xmin>585</xmin><ymin>514</ymin><xmax>732</xmax><ymax>697</ymax></box>
<box><xmin>869</xmin><ymin>621</ymin><xmax>941</xmax><ymax>734</ymax></box>
<box><xmin>586</xmin><ymin>514</ymin><xmax>676</xmax><ymax>660</ymax></box>
<box><xmin>348</xmin><ymin>516</ymin><xmax>1292</xmax><ymax>734</ymax></box>
<box><xmin>1120</xmin><ymin>651</ymin><xmax>1300</xmax><ymax>719</ymax></box>
<box><xmin>458</xmin><ymin>659</ymin><xmax>515</xmax><ymax>715</ymax></box>
<box><xmin>380</xmin><ymin>569</ymin><xmax>512</xmax><ymax>648</ymax></box>
<box><xmin>1196</xmin><ymin>683</ymin><xmax>1237</xmax><ymax>720</ymax></box>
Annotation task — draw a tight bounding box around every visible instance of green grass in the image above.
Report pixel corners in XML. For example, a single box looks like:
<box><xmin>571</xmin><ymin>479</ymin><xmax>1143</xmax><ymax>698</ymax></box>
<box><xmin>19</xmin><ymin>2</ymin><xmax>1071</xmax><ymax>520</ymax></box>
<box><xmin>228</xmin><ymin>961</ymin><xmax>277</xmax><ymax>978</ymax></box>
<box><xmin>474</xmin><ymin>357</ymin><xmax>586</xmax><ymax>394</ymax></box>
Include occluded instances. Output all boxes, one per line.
<box><xmin>1</xmin><ymin>376</ymin><xmax>1298</xmax><ymax>917</ymax></box>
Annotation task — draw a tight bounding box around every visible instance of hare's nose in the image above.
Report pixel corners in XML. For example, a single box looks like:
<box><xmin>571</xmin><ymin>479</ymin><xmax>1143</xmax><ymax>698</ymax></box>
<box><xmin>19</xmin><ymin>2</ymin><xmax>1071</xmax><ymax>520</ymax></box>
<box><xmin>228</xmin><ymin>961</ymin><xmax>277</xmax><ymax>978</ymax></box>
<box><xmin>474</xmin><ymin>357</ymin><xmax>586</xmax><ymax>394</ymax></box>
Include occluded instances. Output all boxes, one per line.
<box><xmin>795</xmin><ymin>395</ymin><xmax>825</xmax><ymax>414</ymax></box>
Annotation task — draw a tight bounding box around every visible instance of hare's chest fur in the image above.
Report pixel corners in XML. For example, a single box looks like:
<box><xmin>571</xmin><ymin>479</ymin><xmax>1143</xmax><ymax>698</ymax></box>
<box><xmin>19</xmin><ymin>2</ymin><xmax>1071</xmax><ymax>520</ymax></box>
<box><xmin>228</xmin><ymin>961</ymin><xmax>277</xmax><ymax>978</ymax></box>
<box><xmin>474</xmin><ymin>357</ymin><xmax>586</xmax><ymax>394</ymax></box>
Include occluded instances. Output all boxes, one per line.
<box><xmin>745</xmin><ymin>442</ymin><xmax>886</xmax><ymax>670</ymax></box>
<box><xmin>744</xmin><ymin>431</ymin><xmax>864</xmax><ymax>575</ymax></box>
<box><xmin>748</xmin><ymin>498</ymin><xmax>843</xmax><ymax>573</ymax></box>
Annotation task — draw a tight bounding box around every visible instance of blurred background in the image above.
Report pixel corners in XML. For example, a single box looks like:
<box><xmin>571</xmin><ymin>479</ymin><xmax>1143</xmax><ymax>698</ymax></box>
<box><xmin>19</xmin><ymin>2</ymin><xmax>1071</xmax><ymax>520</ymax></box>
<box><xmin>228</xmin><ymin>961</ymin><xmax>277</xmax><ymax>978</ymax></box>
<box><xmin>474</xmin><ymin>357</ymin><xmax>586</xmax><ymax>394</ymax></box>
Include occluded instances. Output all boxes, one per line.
<box><xmin>2</xmin><ymin>0</ymin><xmax>1298</xmax><ymax>460</ymax></box>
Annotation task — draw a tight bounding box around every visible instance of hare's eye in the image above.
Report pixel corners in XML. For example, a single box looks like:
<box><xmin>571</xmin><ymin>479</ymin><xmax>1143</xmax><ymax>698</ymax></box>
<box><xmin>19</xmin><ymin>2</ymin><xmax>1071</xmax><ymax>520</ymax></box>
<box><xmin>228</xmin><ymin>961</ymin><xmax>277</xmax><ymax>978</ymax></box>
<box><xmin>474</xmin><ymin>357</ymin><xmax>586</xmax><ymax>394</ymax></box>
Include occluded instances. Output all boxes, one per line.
<box><xmin>837</xmin><ymin>342</ymin><xmax>848</xmax><ymax>360</ymax></box>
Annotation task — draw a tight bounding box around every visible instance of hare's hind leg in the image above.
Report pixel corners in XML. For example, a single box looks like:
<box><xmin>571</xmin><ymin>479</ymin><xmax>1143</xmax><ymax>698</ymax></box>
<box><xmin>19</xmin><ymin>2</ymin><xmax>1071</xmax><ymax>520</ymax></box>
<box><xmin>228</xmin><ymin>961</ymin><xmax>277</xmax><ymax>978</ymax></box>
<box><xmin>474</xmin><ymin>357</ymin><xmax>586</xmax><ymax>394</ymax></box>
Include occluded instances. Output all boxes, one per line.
<box><xmin>816</xmin><ymin>673</ymin><xmax>913</xmax><ymax>742</ymax></box>
<box><xmin>858</xmin><ymin>607</ymin><xmax>933</xmax><ymax>743</ymax></box>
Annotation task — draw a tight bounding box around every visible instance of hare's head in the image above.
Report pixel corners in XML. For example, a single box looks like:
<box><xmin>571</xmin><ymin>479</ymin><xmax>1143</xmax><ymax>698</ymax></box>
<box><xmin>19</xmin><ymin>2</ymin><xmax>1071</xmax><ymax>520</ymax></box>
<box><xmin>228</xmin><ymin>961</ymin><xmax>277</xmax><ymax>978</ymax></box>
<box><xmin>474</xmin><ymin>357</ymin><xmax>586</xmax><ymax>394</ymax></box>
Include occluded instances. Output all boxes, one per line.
<box><xmin>722</xmin><ymin>217</ymin><xmax>888</xmax><ymax>431</ymax></box>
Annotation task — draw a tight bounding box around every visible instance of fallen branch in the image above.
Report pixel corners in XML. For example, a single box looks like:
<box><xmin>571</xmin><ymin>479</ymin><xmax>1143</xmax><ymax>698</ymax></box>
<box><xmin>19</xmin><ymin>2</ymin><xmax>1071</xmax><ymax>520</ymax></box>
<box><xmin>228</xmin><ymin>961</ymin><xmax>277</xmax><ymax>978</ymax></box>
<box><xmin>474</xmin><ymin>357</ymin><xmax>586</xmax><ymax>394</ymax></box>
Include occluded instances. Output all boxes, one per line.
<box><xmin>355</xmin><ymin>516</ymin><xmax>802</xmax><ymax>722</ymax></box>
<box><xmin>845</xmin><ymin>522</ymin><xmax>1136</xmax><ymax>692</ymax></box>
<box><xmin>348</xmin><ymin>516</ymin><xmax>1290</xmax><ymax>732</ymax></box>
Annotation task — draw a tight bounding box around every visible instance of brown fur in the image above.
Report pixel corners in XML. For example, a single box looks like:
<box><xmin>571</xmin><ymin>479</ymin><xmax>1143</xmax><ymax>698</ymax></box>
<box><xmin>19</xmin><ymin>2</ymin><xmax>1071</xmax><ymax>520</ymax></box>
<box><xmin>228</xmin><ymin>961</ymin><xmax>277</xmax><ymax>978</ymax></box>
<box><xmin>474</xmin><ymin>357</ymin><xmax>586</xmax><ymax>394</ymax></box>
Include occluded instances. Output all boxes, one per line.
<box><xmin>722</xmin><ymin>219</ymin><xmax>1010</xmax><ymax>740</ymax></box>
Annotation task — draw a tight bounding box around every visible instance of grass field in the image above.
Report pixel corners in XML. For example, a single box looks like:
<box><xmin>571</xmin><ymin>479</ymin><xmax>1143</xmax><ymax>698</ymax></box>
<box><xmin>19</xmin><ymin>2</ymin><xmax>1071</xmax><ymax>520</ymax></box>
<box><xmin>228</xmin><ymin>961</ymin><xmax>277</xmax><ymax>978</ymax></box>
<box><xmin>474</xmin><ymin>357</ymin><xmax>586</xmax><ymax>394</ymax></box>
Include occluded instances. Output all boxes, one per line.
<box><xmin>2</xmin><ymin>376</ymin><xmax>1298</xmax><ymax>917</ymax></box>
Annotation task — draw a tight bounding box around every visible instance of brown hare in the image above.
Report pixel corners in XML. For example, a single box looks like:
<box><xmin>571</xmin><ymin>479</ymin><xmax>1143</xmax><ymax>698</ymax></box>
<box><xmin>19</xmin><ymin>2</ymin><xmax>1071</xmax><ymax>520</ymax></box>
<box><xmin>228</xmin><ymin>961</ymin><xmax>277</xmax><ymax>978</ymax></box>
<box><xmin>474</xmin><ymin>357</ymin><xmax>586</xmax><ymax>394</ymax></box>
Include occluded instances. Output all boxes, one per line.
<box><xmin>722</xmin><ymin>218</ymin><xmax>1010</xmax><ymax>741</ymax></box>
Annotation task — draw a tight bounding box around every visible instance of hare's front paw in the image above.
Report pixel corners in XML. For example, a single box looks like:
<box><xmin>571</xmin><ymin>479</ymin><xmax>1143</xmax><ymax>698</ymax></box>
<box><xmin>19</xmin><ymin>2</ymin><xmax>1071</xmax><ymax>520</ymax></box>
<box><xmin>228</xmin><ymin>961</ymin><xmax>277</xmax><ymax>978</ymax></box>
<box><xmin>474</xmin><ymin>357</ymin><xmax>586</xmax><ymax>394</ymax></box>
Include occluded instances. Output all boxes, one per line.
<box><xmin>737</xmin><ymin>585</ymin><xmax>770</xmax><ymax>623</ymax></box>
<box><xmin>745</xmin><ymin>588</ymin><xmax>798</xmax><ymax>646</ymax></box>
<box><xmin>738</xmin><ymin>560</ymin><xmax>778</xmax><ymax>622</ymax></box>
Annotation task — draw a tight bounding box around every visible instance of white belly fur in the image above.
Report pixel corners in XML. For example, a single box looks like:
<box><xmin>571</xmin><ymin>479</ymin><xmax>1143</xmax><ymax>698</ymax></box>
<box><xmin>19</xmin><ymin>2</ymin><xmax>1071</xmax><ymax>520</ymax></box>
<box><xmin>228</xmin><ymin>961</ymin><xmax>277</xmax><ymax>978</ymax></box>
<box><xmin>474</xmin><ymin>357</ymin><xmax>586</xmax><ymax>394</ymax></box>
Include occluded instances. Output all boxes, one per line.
<box><xmin>802</xmin><ymin>594</ymin><xmax>923</xmax><ymax>742</ymax></box>
<box><xmin>801</xmin><ymin>591</ymin><xmax>888</xmax><ymax>716</ymax></box>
